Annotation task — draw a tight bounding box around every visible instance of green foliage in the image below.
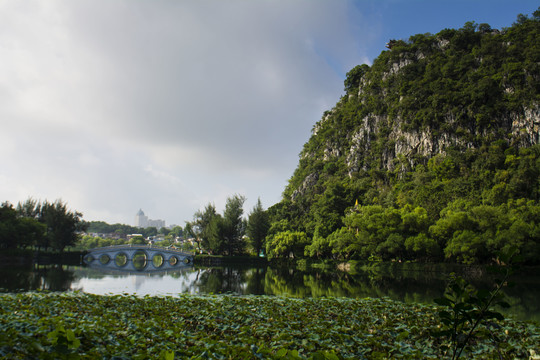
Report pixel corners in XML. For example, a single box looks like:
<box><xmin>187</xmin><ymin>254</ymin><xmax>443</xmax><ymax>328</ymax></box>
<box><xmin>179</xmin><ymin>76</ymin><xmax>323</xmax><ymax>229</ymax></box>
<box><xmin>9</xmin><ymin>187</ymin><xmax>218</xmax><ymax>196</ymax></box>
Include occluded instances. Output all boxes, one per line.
<box><xmin>266</xmin><ymin>231</ymin><xmax>309</xmax><ymax>259</ymax></box>
<box><xmin>0</xmin><ymin>198</ymin><xmax>87</xmax><ymax>252</ymax></box>
<box><xmin>344</xmin><ymin>64</ymin><xmax>369</xmax><ymax>95</ymax></box>
<box><xmin>221</xmin><ymin>194</ymin><xmax>247</xmax><ymax>256</ymax></box>
<box><xmin>0</xmin><ymin>292</ymin><xmax>537</xmax><ymax>359</ymax></box>
<box><xmin>247</xmin><ymin>198</ymin><xmax>270</xmax><ymax>256</ymax></box>
<box><xmin>192</xmin><ymin>203</ymin><xmax>221</xmax><ymax>254</ymax></box>
<box><xmin>190</xmin><ymin>195</ymin><xmax>247</xmax><ymax>256</ymax></box>
<box><xmin>47</xmin><ymin>323</ymin><xmax>81</xmax><ymax>358</ymax></box>
<box><xmin>129</xmin><ymin>235</ymin><xmax>146</xmax><ymax>245</ymax></box>
<box><xmin>432</xmin><ymin>248</ymin><xmax>520</xmax><ymax>359</ymax></box>
<box><xmin>0</xmin><ymin>202</ymin><xmax>46</xmax><ymax>249</ymax></box>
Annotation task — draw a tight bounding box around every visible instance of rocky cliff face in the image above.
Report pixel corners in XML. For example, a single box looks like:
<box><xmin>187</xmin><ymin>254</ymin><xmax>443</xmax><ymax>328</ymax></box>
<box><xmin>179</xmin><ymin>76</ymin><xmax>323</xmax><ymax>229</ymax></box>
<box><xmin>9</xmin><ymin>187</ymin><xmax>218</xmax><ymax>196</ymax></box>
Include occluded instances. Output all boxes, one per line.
<box><xmin>342</xmin><ymin>104</ymin><xmax>540</xmax><ymax>176</ymax></box>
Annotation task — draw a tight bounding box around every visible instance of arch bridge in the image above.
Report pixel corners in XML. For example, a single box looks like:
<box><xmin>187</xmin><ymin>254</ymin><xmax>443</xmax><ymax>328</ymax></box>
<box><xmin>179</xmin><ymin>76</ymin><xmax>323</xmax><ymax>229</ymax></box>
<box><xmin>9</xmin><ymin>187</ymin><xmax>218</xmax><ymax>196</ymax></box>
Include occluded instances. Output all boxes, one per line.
<box><xmin>83</xmin><ymin>245</ymin><xmax>194</xmax><ymax>272</ymax></box>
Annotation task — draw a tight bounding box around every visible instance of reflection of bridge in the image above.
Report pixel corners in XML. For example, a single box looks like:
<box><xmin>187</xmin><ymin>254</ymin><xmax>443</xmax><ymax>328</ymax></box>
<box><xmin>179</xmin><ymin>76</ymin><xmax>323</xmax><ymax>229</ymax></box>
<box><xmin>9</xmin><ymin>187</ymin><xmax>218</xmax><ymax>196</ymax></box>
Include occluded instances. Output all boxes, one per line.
<box><xmin>83</xmin><ymin>245</ymin><xmax>194</xmax><ymax>272</ymax></box>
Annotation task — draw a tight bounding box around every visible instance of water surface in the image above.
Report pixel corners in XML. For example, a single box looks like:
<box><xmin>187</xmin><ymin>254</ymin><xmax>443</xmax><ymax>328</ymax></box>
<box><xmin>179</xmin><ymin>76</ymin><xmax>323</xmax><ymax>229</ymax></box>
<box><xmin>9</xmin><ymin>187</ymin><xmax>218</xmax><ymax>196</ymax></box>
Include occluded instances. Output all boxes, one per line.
<box><xmin>1</xmin><ymin>262</ymin><xmax>538</xmax><ymax>322</ymax></box>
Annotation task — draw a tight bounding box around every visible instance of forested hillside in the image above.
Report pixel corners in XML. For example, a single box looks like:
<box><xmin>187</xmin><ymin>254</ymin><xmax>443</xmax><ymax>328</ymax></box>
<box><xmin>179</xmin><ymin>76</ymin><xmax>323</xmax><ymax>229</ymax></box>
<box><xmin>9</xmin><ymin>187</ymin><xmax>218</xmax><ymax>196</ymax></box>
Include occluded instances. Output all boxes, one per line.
<box><xmin>266</xmin><ymin>10</ymin><xmax>540</xmax><ymax>264</ymax></box>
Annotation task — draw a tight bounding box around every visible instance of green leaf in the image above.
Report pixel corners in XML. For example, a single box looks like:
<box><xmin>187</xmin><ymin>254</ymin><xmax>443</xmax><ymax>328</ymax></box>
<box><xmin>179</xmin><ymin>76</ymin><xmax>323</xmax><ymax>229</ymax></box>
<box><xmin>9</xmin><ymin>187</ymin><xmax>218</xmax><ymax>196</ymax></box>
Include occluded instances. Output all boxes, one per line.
<box><xmin>160</xmin><ymin>350</ymin><xmax>175</xmax><ymax>360</ymax></box>
<box><xmin>276</xmin><ymin>348</ymin><xmax>288</xmax><ymax>357</ymax></box>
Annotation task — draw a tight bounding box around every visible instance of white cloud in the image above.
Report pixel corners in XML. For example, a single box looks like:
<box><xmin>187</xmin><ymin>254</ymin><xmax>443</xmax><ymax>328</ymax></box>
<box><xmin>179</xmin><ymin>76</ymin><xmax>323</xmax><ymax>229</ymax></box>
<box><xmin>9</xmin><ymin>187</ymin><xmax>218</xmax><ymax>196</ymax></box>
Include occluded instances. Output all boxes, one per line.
<box><xmin>0</xmin><ymin>0</ymin><xmax>376</xmax><ymax>224</ymax></box>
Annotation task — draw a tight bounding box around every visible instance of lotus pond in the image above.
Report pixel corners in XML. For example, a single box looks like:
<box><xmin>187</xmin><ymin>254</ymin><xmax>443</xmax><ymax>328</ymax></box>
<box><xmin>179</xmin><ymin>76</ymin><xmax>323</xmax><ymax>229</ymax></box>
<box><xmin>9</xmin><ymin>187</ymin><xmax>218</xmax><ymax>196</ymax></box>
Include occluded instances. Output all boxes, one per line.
<box><xmin>1</xmin><ymin>292</ymin><xmax>539</xmax><ymax>359</ymax></box>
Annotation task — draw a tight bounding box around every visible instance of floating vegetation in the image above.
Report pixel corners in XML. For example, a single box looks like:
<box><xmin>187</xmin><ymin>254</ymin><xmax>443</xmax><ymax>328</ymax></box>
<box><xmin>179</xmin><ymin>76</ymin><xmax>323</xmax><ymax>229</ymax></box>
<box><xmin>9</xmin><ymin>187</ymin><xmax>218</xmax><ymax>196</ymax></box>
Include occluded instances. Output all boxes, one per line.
<box><xmin>0</xmin><ymin>292</ymin><xmax>538</xmax><ymax>359</ymax></box>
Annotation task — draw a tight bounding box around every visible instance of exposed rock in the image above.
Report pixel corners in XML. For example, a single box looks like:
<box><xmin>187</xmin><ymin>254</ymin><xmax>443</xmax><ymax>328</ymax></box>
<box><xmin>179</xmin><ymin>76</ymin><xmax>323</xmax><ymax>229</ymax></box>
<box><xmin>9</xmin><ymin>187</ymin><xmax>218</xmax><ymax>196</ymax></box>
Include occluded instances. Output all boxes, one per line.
<box><xmin>342</xmin><ymin>106</ymin><xmax>539</xmax><ymax>177</ymax></box>
<box><xmin>291</xmin><ymin>172</ymin><xmax>319</xmax><ymax>201</ymax></box>
<box><xmin>511</xmin><ymin>105</ymin><xmax>540</xmax><ymax>147</ymax></box>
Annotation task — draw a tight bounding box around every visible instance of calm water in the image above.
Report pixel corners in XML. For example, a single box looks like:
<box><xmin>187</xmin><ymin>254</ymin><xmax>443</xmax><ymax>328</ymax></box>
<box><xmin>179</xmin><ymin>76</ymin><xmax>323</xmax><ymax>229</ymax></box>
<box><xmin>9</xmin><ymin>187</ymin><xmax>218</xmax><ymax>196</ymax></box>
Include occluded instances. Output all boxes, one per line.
<box><xmin>1</xmin><ymin>262</ymin><xmax>539</xmax><ymax>322</ymax></box>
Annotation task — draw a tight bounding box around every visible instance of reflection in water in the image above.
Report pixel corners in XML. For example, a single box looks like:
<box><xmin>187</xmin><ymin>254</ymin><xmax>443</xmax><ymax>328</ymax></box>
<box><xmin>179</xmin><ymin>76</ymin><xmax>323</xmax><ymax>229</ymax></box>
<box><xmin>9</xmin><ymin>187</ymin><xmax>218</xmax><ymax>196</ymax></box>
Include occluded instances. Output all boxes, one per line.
<box><xmin>132</xmin><ymin>250</ymin><xmax>147</xmax><ymax>271</ymax></box>
<box><xmin>115</xmin><ymin>253</ymin><xmax>127</xmax><ymax>267</ymax></box>
<box><xmin>0</xmin><ymin>264</ymin><xmax>78</xmax><ymax>292</ymax></box>
<box><xmin>0</xmin><ymin>262</ymin><xmax>538</xmax><ymax>322</ymax></box>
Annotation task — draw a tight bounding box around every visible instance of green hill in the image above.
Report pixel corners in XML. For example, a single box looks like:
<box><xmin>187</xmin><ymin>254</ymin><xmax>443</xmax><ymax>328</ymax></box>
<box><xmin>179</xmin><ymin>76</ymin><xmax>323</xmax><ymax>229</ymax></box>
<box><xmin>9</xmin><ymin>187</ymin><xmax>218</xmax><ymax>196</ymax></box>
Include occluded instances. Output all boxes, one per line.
<box><xmin>266</xmin><ymin>9</ymin><xmax>540</xmax><ymax>264</ymax></box>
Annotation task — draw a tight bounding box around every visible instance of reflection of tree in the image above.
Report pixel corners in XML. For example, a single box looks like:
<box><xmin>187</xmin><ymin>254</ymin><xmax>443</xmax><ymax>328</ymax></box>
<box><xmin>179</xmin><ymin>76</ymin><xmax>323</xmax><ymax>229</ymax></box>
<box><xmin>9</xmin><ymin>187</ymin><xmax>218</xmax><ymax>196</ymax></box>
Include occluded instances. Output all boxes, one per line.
<box><xmin>261</xmin><ymin>264</ymin><xmax>450</xmax><ymax>302</ymax></box>
<box><xmin>0</xmin><ymin>264</ymin><xmax>76</xmax><ymax>292</ymax></box>
<box><xmin>263</xmin><ymin>267</ymin><xmax>311</xmax><ymax>297</ymax></box>
<box><xmin>244</xmin><ymin>268</ymin><xmax>266</xmax><ymax>295</ymax></box>
<box><xmin>0</xmin><ymin>266</ymin><xmax>35</xmax><ymax>291</ymax></box>
<box><xmin>191</xmin><ymin>267</ymin><xmax>250</xmax><ymax>294</ymax></box>
<box><xmin>34</xmin><ymin>265</ymin><xmax>76</xmax><ymax>291</ymax></box>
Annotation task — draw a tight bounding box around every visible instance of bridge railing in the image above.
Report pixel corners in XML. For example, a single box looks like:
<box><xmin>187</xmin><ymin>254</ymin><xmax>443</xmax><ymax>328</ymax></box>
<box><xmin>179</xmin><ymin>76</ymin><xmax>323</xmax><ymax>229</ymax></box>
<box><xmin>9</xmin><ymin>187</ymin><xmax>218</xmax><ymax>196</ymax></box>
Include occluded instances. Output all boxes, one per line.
<box><xmin>87</xmin><ymin>244</ymin><xmax>195</xmax><ymax>255</ymax></box>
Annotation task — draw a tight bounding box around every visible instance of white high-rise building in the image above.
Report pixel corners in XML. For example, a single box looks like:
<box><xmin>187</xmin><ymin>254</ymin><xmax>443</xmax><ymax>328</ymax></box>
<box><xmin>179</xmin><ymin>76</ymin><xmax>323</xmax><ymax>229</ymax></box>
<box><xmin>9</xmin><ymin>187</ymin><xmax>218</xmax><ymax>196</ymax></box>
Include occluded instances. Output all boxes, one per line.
<box><xmin>134</xmin><ymin>209</ymin><xmax>165</xmax><ymax>229</ymax></box>
<box><xmin>134</xmin><ymin>209</ymin><xmax>148</xmax><ymax>228</ymax></box>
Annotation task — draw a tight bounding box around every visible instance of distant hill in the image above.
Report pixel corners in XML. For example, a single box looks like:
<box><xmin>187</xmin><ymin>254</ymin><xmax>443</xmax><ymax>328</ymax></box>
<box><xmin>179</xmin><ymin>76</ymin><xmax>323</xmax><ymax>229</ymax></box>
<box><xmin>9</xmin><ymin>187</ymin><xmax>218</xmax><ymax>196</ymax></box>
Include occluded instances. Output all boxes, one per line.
<box><xmin>266</xmin><ymin>9</ymin><xmax>540</xmax><ymax>264</ymax></box>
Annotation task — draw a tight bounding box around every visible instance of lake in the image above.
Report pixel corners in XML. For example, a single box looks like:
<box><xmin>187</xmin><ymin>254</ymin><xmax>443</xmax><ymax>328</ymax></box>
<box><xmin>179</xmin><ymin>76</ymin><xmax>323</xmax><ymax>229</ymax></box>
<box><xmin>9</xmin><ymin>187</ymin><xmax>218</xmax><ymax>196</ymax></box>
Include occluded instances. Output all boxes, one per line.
<box><xmin>1</xmin><ymin>261</ymin><xmax>539</xmax><ymax>322</ymax></box>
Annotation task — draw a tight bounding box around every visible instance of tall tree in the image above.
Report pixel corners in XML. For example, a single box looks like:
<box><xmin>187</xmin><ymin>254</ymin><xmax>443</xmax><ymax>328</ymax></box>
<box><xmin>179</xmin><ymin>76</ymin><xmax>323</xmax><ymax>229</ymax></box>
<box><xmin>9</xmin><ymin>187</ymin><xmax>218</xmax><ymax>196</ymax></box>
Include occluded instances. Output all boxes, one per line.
<box><xmin>221</xmin><ymin>194</ymin><xmax>246</xmax><ymax>256</ymax></box>
<box><xmin>193</xmin><ymin>203</ymin><xmax>222</xmax><ymax>254</ymax></box>
<box><xmin>183</xmin><ymin>221</ymin><xmax>199</xmax><ymax>250</ymax></box>
<box><xmin>17</xmin><ymin>198</ymin><xmax>87</xmax><ymax>251</ymax></box>
<box><xmin>247</xmin><ymin>198</ymin><xmax>269</xmax><ymax>256</ymax></box>
<box><xmin>40</xmin><ymin>200</ymin><xmax>88</xmax><ymax>251</ymax></box>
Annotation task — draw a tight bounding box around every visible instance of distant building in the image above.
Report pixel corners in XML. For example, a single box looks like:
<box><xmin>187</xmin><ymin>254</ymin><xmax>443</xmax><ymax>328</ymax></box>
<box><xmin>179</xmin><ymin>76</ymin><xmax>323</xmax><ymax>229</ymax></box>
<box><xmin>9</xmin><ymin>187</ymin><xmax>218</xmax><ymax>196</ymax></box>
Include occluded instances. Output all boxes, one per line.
<box><xmin>134</xmin><ymin>209</ymin><xmax>148</xmax><ymax>228</ymax></box>
<box><xmin>147</xmin><ymin>218</ymin><xmax>166</xmax><ymax>229</ymax></box>
<box><xmin>134</xmin><ymin>209</ymin><xmax>165</xmax><ymax>230</ymax></box>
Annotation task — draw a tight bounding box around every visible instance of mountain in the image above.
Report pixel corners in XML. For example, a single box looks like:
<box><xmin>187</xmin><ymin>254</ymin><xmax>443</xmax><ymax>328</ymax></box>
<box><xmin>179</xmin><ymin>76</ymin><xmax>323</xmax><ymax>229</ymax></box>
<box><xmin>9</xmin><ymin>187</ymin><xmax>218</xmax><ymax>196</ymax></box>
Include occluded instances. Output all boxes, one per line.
<box><xmin>266</xmin><ymin>10</ymin><xmax>540</xmax><ymax>264</ymax></box>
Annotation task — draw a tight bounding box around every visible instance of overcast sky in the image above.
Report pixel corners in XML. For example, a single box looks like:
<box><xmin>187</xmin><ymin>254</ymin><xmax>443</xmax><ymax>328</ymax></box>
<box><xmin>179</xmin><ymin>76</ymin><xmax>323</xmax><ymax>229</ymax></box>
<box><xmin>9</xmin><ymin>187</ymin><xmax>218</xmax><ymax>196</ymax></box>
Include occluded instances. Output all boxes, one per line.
<box><xmin>1</xmin><ymin>0</ymin><xmax>538</xmax><ymax>227</ymax></box>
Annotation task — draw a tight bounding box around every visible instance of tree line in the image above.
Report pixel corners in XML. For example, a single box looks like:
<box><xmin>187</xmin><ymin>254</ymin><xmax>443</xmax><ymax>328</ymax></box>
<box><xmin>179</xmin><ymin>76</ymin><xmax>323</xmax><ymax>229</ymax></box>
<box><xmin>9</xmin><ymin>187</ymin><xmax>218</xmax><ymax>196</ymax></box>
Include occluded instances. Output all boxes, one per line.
<box><xmin>76</xmin><ymin>224</ymin><xmax>186</xmax><ymax>251</ymax></box>
<box><xmin>0</xmin><ymin>199</ymin><xmax>87</xmax><ymax>252</ymax></box>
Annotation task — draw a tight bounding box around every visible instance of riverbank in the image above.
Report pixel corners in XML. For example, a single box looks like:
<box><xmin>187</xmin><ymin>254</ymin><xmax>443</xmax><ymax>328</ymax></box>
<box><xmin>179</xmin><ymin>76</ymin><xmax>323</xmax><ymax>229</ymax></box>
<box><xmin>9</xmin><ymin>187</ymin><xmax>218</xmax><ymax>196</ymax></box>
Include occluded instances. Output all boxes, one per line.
<box><xmin>1</xmin><ymin>292</ymin><xmax>538</xmax><ymax>359</ymax></box>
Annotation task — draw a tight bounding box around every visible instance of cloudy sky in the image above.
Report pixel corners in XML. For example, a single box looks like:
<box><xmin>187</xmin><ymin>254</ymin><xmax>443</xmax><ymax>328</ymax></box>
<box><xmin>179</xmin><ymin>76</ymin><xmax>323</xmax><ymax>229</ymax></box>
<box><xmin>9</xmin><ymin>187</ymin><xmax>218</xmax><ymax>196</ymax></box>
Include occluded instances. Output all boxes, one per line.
<box><xmin>1</xmin><ymin>0</ymin><xmax>538</xmax><ymax>227</ymax></box>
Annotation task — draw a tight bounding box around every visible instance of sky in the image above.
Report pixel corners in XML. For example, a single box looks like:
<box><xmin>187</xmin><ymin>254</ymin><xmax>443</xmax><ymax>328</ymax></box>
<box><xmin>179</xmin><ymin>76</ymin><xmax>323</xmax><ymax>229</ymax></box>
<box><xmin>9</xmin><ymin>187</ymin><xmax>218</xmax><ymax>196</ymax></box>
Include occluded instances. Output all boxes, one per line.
<box><xmin>1</xmin><ymin>0</ymin><xmax>538</xmax><ymax>227</ymax></box>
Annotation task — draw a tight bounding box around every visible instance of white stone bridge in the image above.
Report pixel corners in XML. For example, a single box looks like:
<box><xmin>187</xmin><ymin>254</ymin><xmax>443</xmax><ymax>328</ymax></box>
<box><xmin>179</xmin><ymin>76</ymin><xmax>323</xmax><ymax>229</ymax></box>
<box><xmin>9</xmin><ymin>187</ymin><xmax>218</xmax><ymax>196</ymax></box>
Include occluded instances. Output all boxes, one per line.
<box><xmin>83</xmin><ymin>245</ymin><xmax>194</xmax><ymax>272</ymax></box>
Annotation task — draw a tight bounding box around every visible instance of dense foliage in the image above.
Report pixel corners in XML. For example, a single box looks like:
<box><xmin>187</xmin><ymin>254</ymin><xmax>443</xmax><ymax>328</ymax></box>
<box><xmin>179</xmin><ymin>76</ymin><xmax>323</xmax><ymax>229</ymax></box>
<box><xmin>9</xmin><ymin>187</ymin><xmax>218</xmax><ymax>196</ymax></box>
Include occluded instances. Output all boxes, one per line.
<box><xmin>267</xmin><ymin>10</ymin><xmax>540</xmax><ymax>264</ymax></box>
<box><xmin>0</xmin><ymin>292</ymin><xmax>538</xmax><ymax>359</ymax></box>
<box><xmin>0</xmin><ymin>199</ymin><xmax>86</xmax><ymax>252</ymax></box>
<box><xmin>189</xmin><ymin>194</ymin><xmax>272</xmax><ymax>256</ymax></box>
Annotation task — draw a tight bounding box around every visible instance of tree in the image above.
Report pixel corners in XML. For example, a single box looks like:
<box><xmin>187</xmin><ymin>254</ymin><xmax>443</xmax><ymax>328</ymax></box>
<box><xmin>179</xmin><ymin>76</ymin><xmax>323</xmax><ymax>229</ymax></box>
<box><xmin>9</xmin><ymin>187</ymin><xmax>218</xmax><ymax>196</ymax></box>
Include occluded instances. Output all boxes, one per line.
<box><xmin>266</xmin><ymin>231</ymin><xmax>309</xmax><ymax>259</ymax></box>
<box><xmin>0</xmin><ymin>202</ymin><xmax>22</xmax><ymax>249</ymax></box>
<box><xmin>221</xmin><ymin>194</ymin><xmax>246</xmax><ymax>256</ymax></box>
<box><xmin>193</xmin><ymin>203</ymin><xmax>221</xmax><ymax>254</ymax></box>
<box><xmin>247</xmin><ymin>198</ymin><xmax>269</xmax><ymax>256</ymax></box>
<box><xmin>183</xmin><ymin>221</ymin><xmax>200</xmax><ymax>251</ymax></box>
<box><xmin>169</xmin><ymin>225</ymin><xmax>183</xmax><ymax>238</ymax></box>
<box><xmin>206</xmin><ymin>215</ymin><xmax>224</xmax><ymax>255</ymax></box>
<box><xmin>159</xmin><ymin>227</ymin><xmax>171</xmax><ymax>236</ymax></box>
<box><xmin>17</xmin><ymin>198</ymin><xmax>87</xmax><ymax>251</ymax></box>
<box><xmin>17</xmin><ymin>217</ymin><xmax>46</xmax><ymax>249</ymax></box>
<box><xmin>344</xmin><ymin>64</ymin><xmax>370</xmax><ymax>95</ymax></box>
<box><xmin>312</xmin><ymin>182</ymin><xmax>349</xmax><ymax>239</ymax></box>
<box><xmin>39</xmin><ymin>200</ymin><xmax>88</xmax><ymax>251</ymax></box>
<box><xmin>143</xmin><ymin>227</ymin><xmax>158</xmax><ymax>238</ymax></box>
<box><xmin>129</xmin><ymin>235</ymin><xmax>146</xmax><ymax>245</ymax></box>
